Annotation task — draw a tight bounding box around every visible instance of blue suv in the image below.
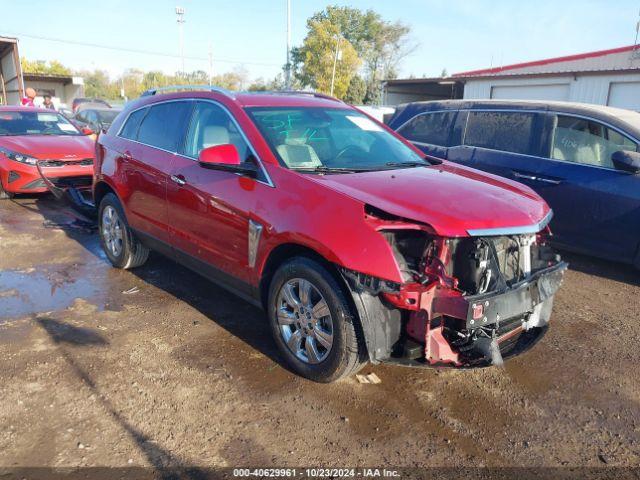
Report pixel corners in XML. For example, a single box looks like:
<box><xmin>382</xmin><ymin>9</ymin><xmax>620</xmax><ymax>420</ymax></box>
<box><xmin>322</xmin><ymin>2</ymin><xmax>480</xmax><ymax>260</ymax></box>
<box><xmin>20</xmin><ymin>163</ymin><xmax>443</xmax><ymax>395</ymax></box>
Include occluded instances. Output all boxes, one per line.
<box><xmin>389</xmin><ymin>100</ymin><xmax>640</xmax><ymax>267</ymax></box>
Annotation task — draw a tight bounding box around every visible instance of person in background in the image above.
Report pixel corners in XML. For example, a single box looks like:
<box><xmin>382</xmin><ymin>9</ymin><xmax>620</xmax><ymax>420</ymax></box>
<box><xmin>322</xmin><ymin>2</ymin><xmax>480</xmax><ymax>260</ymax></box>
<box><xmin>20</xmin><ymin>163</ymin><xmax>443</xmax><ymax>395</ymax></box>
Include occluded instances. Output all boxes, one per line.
<box><xmin>42</xmin><ymin>94</ymin><xmax>56</xmax><ymax>111</ymax></box>
<box><xmin>21</xmin><ymin>87</ymin><xmax>37</xmax><ymax>107</ymax></box>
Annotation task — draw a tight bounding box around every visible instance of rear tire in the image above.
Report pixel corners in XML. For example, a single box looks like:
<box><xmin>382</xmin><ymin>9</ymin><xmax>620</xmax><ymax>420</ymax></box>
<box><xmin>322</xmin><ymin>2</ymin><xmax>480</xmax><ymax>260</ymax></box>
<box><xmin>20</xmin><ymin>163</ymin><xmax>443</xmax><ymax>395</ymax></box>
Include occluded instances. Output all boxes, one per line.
<box><xmin>267</xmin><ymin>257</ymin><xmax>366</xmax><ymax>382</ymax></box>
<box><xmin>98</xmin><ymin>193</ymin><xmax>149</xmax><ymax>269</ymax></box>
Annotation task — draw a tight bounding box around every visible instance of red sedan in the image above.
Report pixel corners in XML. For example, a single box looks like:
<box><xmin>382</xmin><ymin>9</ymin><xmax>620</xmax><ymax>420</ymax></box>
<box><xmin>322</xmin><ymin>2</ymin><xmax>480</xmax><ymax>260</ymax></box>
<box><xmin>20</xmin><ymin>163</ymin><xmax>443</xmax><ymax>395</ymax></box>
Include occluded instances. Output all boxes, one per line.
<box><xmin>0</xmin><ymin>106</ymin><xmax>95</xmax><ymax>199</ymax></box>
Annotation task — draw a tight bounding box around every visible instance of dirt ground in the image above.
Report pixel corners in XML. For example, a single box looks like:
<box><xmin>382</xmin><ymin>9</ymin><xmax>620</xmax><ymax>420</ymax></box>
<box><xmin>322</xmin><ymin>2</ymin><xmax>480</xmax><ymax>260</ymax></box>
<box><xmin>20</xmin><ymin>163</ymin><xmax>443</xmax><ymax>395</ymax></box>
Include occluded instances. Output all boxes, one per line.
<box><xmin>0</xmin><ymin>196</ymin><xmax>639</xmax><ymax>476</ymax></box>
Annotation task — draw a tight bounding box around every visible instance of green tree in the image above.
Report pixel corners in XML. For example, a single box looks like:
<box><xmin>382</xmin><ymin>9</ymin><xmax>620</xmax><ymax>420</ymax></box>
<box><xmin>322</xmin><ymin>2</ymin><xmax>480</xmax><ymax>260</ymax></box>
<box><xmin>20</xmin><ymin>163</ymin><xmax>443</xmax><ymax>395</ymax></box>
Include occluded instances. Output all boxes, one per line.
<box><xmin>21</xmin><ymin>58</ymin><xmax>72</xmax><ymax>75</ymax></box>
<box><xmin>303</xmin><ymin>6</ymin><xmax>414</xmax><ymax>104</ymax></box>
<box><xmin>293</xmin><ymin>19</ymin><xmax>360</xmax><ymax>99</ymax></box>
<box><xmin>344</xmin><ymin>74</ymin><xmax>366</xmax><ymax>104</ymax></box>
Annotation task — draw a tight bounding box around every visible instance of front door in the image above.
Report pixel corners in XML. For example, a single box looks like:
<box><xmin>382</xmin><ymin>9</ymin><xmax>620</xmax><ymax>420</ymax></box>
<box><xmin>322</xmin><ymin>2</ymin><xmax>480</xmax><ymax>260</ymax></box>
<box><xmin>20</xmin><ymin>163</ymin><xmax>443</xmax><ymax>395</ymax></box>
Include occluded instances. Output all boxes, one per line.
<box><xmin>532</xmin><ymin>114</ymin><xmax>640</xmax><ymax>261</ymax></box>
<box><xmin>167</xmin><ymin>100</ymin><xmax>271</xmax><ymax>288</ymax></box>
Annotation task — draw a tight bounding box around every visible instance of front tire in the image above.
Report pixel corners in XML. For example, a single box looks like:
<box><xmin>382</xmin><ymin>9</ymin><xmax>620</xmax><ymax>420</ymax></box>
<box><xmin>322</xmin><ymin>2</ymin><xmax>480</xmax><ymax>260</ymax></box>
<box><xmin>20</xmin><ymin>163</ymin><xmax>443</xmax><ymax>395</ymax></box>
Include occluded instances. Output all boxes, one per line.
<box><xmin>98</xmin><ymin>193</ymin><xmax>149</xmax><ymax>269</ymax></box>
<box><xmin>268</xmin><ymin>257</ymin><xmax>366</xmax><ymax>382</ymax></box>
<box><xmin>0</xmin><ymin>178</ymin><xmax>14</xmax><ymax>199</ymax></box>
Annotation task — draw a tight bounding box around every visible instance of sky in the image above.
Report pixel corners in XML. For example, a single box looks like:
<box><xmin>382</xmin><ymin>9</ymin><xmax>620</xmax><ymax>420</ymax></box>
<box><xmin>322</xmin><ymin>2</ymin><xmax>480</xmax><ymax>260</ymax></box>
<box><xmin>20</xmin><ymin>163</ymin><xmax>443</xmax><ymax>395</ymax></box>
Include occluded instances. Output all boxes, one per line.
<box><xmin>1</xmin><ymin>0</ymin><xmax>639</xmax><ymax>81</ymax></box>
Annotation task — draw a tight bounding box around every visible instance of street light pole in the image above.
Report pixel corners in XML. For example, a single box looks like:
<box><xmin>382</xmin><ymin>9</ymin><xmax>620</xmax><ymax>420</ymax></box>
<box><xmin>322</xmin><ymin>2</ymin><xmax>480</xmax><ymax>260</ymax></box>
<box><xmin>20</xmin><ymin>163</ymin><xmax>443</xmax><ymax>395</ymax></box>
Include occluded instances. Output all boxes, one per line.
<box><xmin>208</xmin><ymin>43</ymin><xmax>213</xmax><ymax>86</ymax></box>
<box><xmin>330</xmin><ymin>35</ymin><xmax>341</xmax><ymax>97</ymax></box>
<box><xmin>176</xmin><ymin>6</ymin><xmax>186</xmax><ymax>76</ymax></box>
<box><xmin>285</xmin><ymin>0</ymin><xmax>291</xmax><ymax>89</ymax></box>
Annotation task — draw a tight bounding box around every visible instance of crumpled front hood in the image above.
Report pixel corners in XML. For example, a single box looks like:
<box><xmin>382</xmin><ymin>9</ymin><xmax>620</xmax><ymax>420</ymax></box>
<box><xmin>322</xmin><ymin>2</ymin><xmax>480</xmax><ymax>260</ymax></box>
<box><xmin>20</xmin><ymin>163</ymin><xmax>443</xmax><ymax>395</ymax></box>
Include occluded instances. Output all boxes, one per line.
<box><xmin>0</xmin><ymin>135</ymin><xmax>95</xmax><ymax>160</ymax></box>
<box><xmin>308</xmin><ymin>162</ymin><xmax>550</xmax><ymax>237</ymax></box>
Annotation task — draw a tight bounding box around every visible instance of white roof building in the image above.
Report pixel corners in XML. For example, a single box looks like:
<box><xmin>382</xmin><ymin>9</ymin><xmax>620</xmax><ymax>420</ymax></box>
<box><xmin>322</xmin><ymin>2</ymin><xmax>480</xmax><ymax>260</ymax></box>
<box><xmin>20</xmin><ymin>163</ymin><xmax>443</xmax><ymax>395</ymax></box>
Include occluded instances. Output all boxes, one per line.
<box><xmin>455</xmin><ymin>45</ymin><xmax>640</xmax><ymax>111</ymax></box>
<box><xmin>384</xmin><ymin>45</ymin><xmax>640</xmax><ymax>111</ymax></box>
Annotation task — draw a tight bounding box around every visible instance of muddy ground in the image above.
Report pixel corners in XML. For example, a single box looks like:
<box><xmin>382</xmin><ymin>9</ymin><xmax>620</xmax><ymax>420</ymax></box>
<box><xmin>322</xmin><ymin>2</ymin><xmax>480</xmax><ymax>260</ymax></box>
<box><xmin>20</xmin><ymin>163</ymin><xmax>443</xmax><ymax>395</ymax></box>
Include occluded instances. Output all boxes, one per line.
<box><xmin>0</xmin><ymin>196</ymin><xmax>639</xmax><ymax>475</ymax></box>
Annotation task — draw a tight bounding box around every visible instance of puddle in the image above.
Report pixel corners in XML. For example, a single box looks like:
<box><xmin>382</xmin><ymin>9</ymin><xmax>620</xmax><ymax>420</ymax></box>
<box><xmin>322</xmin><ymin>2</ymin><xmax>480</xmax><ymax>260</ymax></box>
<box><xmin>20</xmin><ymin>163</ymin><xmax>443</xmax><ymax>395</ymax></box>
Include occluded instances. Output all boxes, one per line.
<box><xmin>0</xmin><ymin>267</ymin><xmax>103</xmax><ymax>322</ymax></box>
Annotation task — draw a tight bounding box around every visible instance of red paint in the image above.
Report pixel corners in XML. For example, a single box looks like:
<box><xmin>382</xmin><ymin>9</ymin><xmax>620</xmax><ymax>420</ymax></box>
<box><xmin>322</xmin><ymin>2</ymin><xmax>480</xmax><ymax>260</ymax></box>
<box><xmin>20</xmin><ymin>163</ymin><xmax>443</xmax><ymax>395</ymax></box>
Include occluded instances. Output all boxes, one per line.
<box><xmin>199</xmin><ymin>144</ymin><xmax>241</xmax><ymax>166</ymax></box>
<box><xmin>453</xmin><ymin>44</ymin><xmax>640</xmax><ymax>78</ymax></box>
<box><xmin>425</xmin><ymin>325</ymin><xmax>460</xmax><ymax>366</ymax></box>
<box><xmin>0</xmin><ymin>107</ymin><xmax>95</xmax><ymax>194</ymax></box>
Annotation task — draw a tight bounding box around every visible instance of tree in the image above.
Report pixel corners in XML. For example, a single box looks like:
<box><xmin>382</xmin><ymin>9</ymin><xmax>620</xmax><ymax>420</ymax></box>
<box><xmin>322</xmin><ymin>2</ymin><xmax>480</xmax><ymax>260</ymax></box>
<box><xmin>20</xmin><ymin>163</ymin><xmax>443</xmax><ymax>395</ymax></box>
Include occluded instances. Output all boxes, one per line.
<box><xmin>21</xmin><ymin>58</ymin><xmax>72</xmax><ymax>76</ymax></box>
<box><xmin>344</xmin><ymin>75</ymin><xmax>366</xmax><ymax>104</ymax></box>
<box><xmin>79</xmin><ymin>69</ymin><xmax>119</xmax><ymax>100</ymax></box>
<box><xmin>293</xmin><ymin>19</ymin><xmax>361</xmax><ymax>99</ymax></box>
<box><xmin>303</xmin><ymin>6</ymin><xmax>415</xmax><ymax>104</ymax></box>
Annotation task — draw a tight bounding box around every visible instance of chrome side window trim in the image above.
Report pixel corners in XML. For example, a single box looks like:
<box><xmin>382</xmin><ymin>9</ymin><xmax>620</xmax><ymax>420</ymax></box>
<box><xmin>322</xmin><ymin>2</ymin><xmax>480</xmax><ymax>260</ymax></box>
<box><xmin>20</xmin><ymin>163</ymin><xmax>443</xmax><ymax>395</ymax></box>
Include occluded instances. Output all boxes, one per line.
<box><xmin>114</xmin><ymin>97</ymin><xmax>275</xmax><ymax>188</ymax></box>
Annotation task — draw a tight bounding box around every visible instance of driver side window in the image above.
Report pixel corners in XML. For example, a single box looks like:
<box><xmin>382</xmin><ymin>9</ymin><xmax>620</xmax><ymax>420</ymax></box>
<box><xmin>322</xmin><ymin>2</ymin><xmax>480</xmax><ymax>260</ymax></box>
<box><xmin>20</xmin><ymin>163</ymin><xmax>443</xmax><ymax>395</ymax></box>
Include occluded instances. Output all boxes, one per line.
<box><xmin>552</xmin><ymin>115</ymin><xmax>638</xmax><ymax>168</ymax></box>
<box><xmin>184</xmin><ymin>101</ymin><xmax>251</xmax><ymax>162</ymax></box>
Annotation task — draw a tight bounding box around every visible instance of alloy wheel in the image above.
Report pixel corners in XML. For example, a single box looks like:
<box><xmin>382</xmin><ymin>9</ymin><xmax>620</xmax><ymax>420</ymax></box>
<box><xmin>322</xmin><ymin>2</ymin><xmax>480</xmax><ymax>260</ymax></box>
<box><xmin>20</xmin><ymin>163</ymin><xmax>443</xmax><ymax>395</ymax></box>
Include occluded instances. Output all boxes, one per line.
<box><xmin>276</xmin><ymin>278</ymin><xmax>334</xmax><ymax>364</ymax></box>
<box><xmin>101</xmin><ymin>205</ymin><xmax>124</xmax><ymax>258</ymax></box>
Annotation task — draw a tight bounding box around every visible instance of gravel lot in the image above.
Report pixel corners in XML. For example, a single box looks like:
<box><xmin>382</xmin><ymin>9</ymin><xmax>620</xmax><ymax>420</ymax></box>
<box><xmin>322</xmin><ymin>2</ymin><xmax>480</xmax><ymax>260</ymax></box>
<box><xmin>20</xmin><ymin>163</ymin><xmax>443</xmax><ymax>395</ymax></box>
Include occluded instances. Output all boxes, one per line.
<box><xmin>0</xmin><ymin>196</ymin><xmax>639</xmax><ymax>475</ymax></box>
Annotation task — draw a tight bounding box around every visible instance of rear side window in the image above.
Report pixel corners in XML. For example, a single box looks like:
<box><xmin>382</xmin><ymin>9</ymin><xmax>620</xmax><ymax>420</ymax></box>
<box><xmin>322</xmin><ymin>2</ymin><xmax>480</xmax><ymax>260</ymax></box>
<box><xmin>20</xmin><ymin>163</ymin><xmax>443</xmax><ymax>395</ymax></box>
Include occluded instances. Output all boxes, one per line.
<box><xmin>464</xmin><ymin>111</ymin><xmax>535</xmax><ymax>155</ymax></box>
<box><xmin>137</xmin><ymin>102</ymin><xmax>192</xmax><ymax>151</ymax></box>
<box><xmin>119</xmin><ymin>108</ymin><xmax>147</xmax><ymax>140</ymax></box>
<box><xmin>397</xmin><ymin>111</ymin><xmax>457</xmax><ymax>147</ymax></box>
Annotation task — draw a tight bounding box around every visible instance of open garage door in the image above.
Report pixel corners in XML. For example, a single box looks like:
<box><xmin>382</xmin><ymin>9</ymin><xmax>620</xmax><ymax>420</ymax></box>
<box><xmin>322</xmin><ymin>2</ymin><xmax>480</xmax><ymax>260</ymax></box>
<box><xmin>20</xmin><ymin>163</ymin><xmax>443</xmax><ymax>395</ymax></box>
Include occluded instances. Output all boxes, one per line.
<box><xmin>490</xmin><ymin>84</ymin><xmax>570</xmax><ymax>101</ymax></box>
<box><xmin>607</xmin><ymin>82</ymin><xmax>640</xmax><ymax>112</ymax></box>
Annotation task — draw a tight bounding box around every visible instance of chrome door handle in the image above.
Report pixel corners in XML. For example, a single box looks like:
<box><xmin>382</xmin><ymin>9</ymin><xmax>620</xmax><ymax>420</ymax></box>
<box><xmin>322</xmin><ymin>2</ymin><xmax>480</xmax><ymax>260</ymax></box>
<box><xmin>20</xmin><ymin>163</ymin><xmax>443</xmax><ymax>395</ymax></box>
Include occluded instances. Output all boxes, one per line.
<box><xmin>512</xmin><ymin>172</ymin><xmax>561</xmax><ymax>185</ymax></box>
<box><xmin>170</xmin><ymin>175</ymin><xmax>186</xmax><ymax>186</ymax></box>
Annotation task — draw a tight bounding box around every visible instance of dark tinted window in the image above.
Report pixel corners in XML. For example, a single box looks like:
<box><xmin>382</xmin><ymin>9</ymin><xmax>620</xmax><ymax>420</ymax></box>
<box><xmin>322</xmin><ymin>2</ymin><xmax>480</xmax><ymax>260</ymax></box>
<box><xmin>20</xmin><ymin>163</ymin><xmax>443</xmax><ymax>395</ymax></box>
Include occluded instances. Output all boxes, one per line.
<box><xmin>137</xmin><ymin>102</ymin><xmax>191</xmax><ymax>151</ymax></box>
<box><xmin>464</xmin><ymin>111</ymin><xmax>535</xmax><ymax>155</ymax></box>
<box><xmin>397</xmin><ymin>111</ymin><xmax>457</xmax><ymax>146</ymax></box>
<box><xmin>119</xmin><ymin>108</ymin><xmax>147</xmax><ymax>140</ymax></box>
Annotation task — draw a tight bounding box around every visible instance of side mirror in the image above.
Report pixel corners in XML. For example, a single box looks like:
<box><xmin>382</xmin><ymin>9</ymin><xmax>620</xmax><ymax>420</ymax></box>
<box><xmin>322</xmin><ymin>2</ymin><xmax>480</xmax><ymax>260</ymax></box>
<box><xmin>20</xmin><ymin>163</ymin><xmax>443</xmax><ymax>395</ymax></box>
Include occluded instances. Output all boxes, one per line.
<box><xmin>612</xmin><ymin>150</ymin><xmax>640</xmax><ymax>174</ymax></box>
<box><xmin>198</xmin><ymin>144</ymin><xmax>257</xmax><ymax>177</ymax></box>
<box><xmin>81</xmin><ymin>126</ymin><xmax>94</xmax><ymax>136</ymax></box>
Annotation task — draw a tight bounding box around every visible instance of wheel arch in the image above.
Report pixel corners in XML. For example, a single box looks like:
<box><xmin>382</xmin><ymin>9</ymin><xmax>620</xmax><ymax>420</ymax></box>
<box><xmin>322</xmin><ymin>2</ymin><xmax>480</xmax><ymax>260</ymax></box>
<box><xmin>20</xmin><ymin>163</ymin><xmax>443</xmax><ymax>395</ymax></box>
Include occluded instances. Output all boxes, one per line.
<box><xmin>258</xmin><ymin>242</ymin><xmax>398</xmax><ymax>363</ymax></box>
<box><xmin>93</xmin><ymin>180</ymin><xmax>118</xmax><ymax>209</ymax></box>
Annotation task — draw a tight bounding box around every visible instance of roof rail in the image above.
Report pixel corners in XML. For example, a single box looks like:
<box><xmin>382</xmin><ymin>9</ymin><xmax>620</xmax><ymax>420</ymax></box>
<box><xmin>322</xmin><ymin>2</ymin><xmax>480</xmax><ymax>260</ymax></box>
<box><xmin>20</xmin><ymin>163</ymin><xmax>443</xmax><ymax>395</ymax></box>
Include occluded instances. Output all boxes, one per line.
<box><xmin>278</xmin><ymin>90</ymin><xmax>343</xmax><ymax>102</ymax></box>
<box><xmin>140</xmin><ymin>85</ymin><xmax>235</xmax><ymax>98</ymax></box>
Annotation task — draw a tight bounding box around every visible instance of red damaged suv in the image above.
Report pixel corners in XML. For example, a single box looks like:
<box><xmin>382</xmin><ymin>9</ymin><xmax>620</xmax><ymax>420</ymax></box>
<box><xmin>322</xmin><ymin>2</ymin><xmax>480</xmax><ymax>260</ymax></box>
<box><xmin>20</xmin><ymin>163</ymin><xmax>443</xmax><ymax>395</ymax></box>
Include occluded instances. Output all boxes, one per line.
<box><xmin>0</xmin><ymin>106</ymin><xmax>95</xmax><ymax>198</ymax></box>
<box><xmin>94</xmin><ymin>87</ymin><xmax>566</xmax><ymax>382</ymax></box>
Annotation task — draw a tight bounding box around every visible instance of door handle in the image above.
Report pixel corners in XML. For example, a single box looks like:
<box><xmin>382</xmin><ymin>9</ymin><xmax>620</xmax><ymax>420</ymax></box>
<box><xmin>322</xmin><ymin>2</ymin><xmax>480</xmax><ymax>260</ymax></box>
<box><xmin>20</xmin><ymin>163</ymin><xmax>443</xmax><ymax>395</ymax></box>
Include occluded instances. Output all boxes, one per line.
<box><xmin>170</xmin><ymin>174</ymin><xmax>187</xmax><ymax>186</ymax></box>
<box><xmin>512</xmin><ymin>171</ymin><xmax>562</xmax><ymax>185</ymax></box>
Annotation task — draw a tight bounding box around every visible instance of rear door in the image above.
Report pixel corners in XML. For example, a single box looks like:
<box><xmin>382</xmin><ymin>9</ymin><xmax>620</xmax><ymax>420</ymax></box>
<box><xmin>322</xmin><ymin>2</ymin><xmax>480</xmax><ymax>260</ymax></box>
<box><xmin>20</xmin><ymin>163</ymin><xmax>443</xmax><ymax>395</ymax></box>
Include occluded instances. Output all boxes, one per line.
<box><xmin>531</xmin><ymin>113</ymin><xmax>640</xmax><ymax>260</ymax></box>
<box><xmin>120</xmin><ymin>101</ymin><xmax>192</xmax><ymax>243</ymax></box>
<box><xmin>456</xmin><ymin>110</ymin><xmax>551</xmax><ymax>185</ymax></box>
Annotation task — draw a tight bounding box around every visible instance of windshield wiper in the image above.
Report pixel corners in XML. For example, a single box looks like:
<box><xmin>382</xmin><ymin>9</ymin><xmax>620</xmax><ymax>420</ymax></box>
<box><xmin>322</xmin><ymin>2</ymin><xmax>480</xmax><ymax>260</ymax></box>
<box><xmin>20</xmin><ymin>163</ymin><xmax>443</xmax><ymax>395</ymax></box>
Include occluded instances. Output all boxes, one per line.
<box><xmin>385</xmin><ymin>161</ymin><xmax>428</xmax><ymax>168</ymax></box>
<box><xmin>291</xmin><ymin>166</ymin><xmax>375</xmax><ymax>174</ymax></box>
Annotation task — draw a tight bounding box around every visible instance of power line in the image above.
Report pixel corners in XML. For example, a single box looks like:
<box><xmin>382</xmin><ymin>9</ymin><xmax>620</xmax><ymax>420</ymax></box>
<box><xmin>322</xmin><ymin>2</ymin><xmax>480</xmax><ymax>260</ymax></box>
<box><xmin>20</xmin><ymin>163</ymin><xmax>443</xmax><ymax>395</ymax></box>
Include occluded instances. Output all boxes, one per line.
<box><xmin>4</xmin><ymin>31</ymin><xmax>282</xmax><ymax>68</ymax></box>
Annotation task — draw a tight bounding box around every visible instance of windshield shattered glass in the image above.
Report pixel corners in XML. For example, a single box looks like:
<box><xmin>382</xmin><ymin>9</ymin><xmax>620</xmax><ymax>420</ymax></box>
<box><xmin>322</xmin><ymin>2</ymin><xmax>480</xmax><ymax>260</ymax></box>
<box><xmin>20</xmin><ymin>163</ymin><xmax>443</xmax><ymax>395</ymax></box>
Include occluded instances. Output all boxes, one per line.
<box><xmin>246</xmin><ymin>107</ymin><xmax>427</xmax><ymax>173</ymax></box>
<box><xmin>0</xmin><ymin>111</ymin><xmax>81</xmax><ymax>136</ymax></box>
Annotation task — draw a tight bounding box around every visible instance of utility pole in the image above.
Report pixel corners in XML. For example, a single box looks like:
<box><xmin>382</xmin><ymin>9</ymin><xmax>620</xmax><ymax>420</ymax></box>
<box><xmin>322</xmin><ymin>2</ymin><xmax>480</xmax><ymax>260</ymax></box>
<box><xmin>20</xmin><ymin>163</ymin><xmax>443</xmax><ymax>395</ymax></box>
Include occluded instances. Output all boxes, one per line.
<box><xmin>208</xmin><ymin>43</ymin><xmax>213</xmax><ymax>86</ymax></box>
<box><xmin>285</xmin><ymin>0</ymin><xmax>291</xmax><ymax>89</ymax></box>
<box><xmin>330</xmin><ymin>35</ymin><xmax>341</xmax><ymax>97</ymax></box>
<box><xmin>175</xmin><ymin>6</ymin><xmax>186</xmax><ymax>77</ymax></box>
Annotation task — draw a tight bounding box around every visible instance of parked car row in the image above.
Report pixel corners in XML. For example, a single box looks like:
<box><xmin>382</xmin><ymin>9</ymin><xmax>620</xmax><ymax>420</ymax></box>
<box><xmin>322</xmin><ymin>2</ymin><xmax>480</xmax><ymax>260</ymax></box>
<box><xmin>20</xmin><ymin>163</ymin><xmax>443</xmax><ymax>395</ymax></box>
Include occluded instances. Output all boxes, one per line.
<box><xmin>388</xmin><ymin>100</ymin><xmax>640</xmax><ymax>267</ymax></box>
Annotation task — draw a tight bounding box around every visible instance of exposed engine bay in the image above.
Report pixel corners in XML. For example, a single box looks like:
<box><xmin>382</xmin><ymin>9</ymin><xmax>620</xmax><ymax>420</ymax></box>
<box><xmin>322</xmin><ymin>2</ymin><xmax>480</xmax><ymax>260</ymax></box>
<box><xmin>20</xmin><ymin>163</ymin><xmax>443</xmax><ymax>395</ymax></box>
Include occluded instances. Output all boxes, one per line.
<box><xmin>341</xmin><ymin>206</ymin><xmax>567</xmax><ymax>368</ymax></box>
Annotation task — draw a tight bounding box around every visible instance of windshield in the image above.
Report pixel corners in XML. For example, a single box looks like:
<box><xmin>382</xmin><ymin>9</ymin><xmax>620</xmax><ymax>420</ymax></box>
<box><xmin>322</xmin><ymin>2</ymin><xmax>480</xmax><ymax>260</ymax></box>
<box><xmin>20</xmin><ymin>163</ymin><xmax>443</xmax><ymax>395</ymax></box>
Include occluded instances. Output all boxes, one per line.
<box><xmin>0</xmin><ymin>110</ymin><xmax>81</xmax><ymax>136</ymax></box>
<box><xmin>246</xmin><ymin>107</ymin><xmax>427</xmax><ymax>172</ymax></box>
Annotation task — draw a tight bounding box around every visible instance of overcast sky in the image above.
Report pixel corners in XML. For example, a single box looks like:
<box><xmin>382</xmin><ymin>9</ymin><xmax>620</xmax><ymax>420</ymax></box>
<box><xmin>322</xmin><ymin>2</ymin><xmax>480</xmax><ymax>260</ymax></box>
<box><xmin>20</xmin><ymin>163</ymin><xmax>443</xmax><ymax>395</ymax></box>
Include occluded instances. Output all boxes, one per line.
<box><xmin>2</xmin><ymin>0</ymin><xmax>638</xmax><ymax>80</ymax></box>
